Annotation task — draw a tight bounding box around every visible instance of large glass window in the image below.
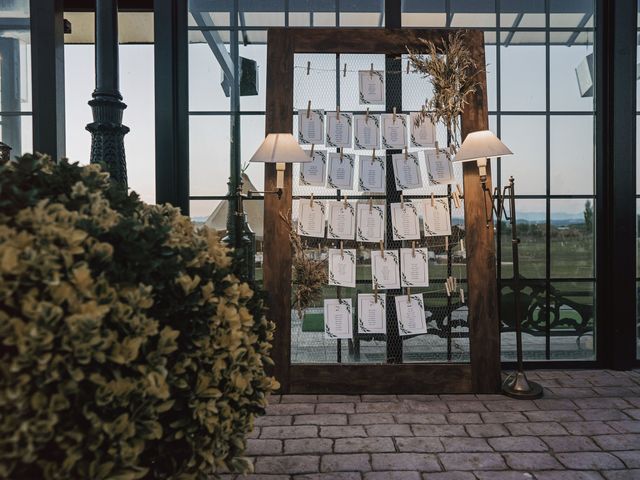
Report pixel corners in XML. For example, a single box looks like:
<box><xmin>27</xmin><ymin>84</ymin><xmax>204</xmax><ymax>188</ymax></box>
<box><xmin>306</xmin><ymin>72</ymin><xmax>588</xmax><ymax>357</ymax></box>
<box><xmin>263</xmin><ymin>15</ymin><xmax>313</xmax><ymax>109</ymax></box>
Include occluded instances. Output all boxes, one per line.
<box><xmin>187</xmin><ymin>0</ymin><xmax>597</xmax><ymax>362</ymax></box>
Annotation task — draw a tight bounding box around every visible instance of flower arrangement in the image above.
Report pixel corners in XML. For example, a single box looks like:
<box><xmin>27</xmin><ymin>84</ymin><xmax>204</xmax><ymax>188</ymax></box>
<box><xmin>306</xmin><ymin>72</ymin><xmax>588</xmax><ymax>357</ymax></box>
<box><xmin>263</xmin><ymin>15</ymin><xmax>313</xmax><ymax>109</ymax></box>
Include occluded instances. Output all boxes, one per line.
<box><xmin>0</xmin><ymin>154</ymin><xmax>278</xmax><ymax>479</ymax></box>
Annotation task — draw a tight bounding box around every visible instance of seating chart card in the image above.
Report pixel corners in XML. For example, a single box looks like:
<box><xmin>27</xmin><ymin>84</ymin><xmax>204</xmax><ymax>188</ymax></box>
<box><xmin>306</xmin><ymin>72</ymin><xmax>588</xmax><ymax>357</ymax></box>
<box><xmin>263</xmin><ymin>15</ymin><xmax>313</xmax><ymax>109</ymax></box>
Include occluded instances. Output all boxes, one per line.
<box><xmin>400</xmin><ymin>247</ymin><xmax>430</xmax><ymax>287</ymax></box>
<box><xmin>425</xmin><ymin>150</ymin><xmax>456</xmax><ymax>185</ymax></box>
<box><xmin>390</xmin><ymin>202</ymin><xmax>421</xmax><ymax>241</ymax></box>
<box><xmin>395</xmin><ymin>294</ymin><xmax>428</xmax><ymax>336</ymax></box>
<box><xmin>381</xmin><ymin>113</ymin><xmax>408</xmax><ymax>149</ymax></box>
<box><xmin>326</xmin><ymin>112</ymin><xmax>353</xmax><ymax>148</ymax></box>
<box><xmin>423</xmin><ymin>198</ymin><xmax>452</xmax><ymax>236</ymax></box>
<box><xmin>324</xmin><ymin>298</ymin><xmax>353</xmax><ymax>339</ymax></box>
<box><xmin>297</xmin><ymin>200</ymin><xmax>325</xmax><ymax>238</ymax></box>
<box><xmin>409</xmin><ymin>112</ymin><xmax>436</xmax><ymax>147</ymax></box>
<box><xmin>327</xmin><ymin>201</ymin><xmax>356</xmax><ymax>240</ymax></box>
<box><xmin>358</xmin><ymin>154</ymin><xmax>386</xmax><ymax>193</ymax></box>
<box><xmin>392</xmin><ymin>152</ymin><xmax>423</xmax><ymax>191</ymax></box>
<box><xmin>299</xmin><ymin>150</ymin><xmax>327</xmax><ymax>186</ymax></box>
<box><xmin>357</xmin><ymin>294</ymin><xmax>386</xmax><ymax>334</ymax></box>
<box><xmin>327</xmin><ymin>152</ymin><xmax>355</xmax><ymax>190</ymax></box>
<box><xmin>354</xmin><ymin>114</ymin><xmax>381</xmax><ymax>150</ymax></box>
<box><xmin>356</xmin><ymin>203</ymin><xmax>385</xmax><ymax>242</ymax></box>
<box><xmin>298</xmin><ymin>109</ymin><xmax>325</xmax><ymax>145</ymax></box>
<box><xmin>358</xmin><ymin>70</ymin><xmax>385</xmax><ymax>105</ymax></box>
<box><xmin>371</xmin><ymin>250</ymin><xmax>400</xmax><ymax>290</ymax></box>
<box><xmin>328</xmin><ymin>248</ymin><xmax>356</xmax><ymax>287</ymax></box>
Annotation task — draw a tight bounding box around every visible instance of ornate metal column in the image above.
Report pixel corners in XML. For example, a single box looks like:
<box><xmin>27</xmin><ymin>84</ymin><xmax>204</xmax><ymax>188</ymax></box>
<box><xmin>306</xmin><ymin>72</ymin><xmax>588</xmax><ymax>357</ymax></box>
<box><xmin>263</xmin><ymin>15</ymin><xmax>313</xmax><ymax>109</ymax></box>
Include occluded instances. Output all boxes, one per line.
<box><xmin>86</xmin><ymin>0</ymin><xmax>129</xmax><ymax>187</ymax></box>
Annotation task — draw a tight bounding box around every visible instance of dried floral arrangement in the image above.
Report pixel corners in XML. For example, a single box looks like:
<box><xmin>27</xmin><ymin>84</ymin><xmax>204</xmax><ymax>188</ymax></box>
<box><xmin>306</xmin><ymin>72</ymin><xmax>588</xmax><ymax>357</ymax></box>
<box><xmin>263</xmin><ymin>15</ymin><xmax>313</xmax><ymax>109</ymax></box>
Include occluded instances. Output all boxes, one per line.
<box><xmin>280</xmin><ymin>211</ymin><xmax>328</xmax><ymax>319</ymax></box>
<box><xmin>407</xmin><ymin>31</ymin><xmax>484</xmax><ymax>147</ymax></box>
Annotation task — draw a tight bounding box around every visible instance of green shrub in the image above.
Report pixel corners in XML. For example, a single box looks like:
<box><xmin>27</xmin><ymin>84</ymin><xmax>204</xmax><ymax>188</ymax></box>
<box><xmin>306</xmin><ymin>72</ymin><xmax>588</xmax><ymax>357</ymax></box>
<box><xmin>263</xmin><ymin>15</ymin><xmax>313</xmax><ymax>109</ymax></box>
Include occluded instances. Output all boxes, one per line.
<box><xmin>0</xmin><ymin>155</ymin><xmax>278</xmax><ymax>479</ymax></box>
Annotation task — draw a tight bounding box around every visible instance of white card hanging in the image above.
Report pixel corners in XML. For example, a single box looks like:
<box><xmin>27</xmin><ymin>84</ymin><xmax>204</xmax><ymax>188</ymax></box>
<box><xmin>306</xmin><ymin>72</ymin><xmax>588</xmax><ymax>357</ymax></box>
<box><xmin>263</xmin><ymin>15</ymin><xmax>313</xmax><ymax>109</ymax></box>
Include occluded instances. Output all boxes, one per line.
<box><xmin>390</xmin><ymin>201</ymin><xmax>421</xmax><ymax>241</ymax></box>
<box><xmin>298</xmin><ymin>108</ymin><xmax>325</xmax><ymax>145</ymax></box>
<box><xmin>297</xmin><ymin>200</ymin><xmax>326</xmax><ymax>238</ymax></box>
<box><xmin>370</xmin><ymin>249</ymin><xmax>401</xmax><ymax>290</ymax></box>
<box><xmin>324</xmin><ymin>298</ymin><xmax>353</xmax><ymax>339</ymax></box>
<box><xmin>327</xmin><ymin>200</ymin><xmax>356</xmax><ymax>240</ymax></box>
<box><xmin>392</xmin><ymin>152</ymin><xmax>423</xmax><ymax>191</ymax></box>
<box><xmin>357</xmin><ymin>294</ymin><xmax>387</xmax><ymax>334</ymax></box>
<box><xmin>326</xmin><ymin>112</ymin><xmax>353</xmax><ymax>148</ymax></box>
<box><xmin>425</xmin><ymin>150</ymin><xmax>456</xmax><ymax>185</ymax></box>
<box><xmin>395</xmin><ymin>293</ymin><xmax>428</xmax><ymax>336</ymax></box>
<box><xmin>326</xmin><ymin>152</ymin><xmax>355</xmax><ymax>190</ymax></box>
<box><xmin>328</xmin><ymin>248</ymin><xmax>356</xmax><ymax>287</ymax></box>
<box><xmin>409</xmin><ymin>112</ymin><xmax>436</xmax><ymax>147</ymax></box>
<box><xmin>423</xmin><ymin>198</ymin><xmax>452</xmax><ymax>237</ymax></box>
<box><xmin>353</xmin><ymin>114</ymin><xmax>381</xmax><ymax>149</ymax></box>
<box><xmin>400</xmin><ymin>247</ymin><xmax>430</xmax><ymax>287</ymax></box>
<box><xmin>356</xmin><ymin>202</ymin><xmax>385</xmax><ymax>242</ymax></box>
<box><xmin>299</xmin><ymin>149</ymin><xmax>327</xmax><ymax>186</ymax></box>
<box><xmin>358</xmin><ymin>154</ymin><xmax>386</xmax><ymax>193</ymax></box>
<box><xmin>358</xmin><ymin>69</ymin><xmax>385</xmax><ymax>105</ymax></box>
<box><xmin>381</xmin><ymin>113</ymin><xmax>408</xmax><ymax>149</ymax></box>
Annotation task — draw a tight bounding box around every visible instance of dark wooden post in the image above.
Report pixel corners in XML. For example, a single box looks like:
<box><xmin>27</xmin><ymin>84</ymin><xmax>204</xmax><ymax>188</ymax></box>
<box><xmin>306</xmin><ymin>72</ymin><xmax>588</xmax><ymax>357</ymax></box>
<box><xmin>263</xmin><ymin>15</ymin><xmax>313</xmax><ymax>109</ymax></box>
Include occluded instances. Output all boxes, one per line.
<box><xmin>87</xmin><ymin>0</ymin><xmax>129</xmax><ymax>186</ymax></box>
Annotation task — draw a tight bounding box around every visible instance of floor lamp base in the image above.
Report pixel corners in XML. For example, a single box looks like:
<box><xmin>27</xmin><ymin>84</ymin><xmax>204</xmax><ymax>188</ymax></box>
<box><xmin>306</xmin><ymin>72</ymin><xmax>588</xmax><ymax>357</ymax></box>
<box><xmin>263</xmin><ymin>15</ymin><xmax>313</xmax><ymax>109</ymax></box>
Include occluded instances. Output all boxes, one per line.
<box><xmin>502</xmin><ymin>371</ymin><xmax>544</xmax><ymax>400</ymax></box>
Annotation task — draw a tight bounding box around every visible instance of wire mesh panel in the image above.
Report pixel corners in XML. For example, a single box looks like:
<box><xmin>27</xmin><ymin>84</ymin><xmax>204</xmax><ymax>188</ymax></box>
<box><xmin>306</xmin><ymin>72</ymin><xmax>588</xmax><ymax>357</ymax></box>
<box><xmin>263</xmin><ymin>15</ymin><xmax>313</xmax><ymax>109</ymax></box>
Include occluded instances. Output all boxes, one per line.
<box><xmin>291</xmin><ymin>52</ymin><xmax>470</xmax><ymax>365</ymax></box>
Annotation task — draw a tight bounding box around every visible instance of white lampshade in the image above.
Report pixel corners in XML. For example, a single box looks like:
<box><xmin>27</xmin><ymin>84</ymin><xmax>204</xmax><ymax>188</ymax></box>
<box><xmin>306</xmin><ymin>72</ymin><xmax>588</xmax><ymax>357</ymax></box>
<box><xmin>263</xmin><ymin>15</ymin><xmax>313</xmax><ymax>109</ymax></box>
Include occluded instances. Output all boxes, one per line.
<box><xmin>453</xmin><ymin>130</ymin><xmax>513</xmax><ymax>163</ymax></box>
<box><xmin>249</xmin><ymin>133</ymin><xmax>312</xmax><ymax>164</ymax></box>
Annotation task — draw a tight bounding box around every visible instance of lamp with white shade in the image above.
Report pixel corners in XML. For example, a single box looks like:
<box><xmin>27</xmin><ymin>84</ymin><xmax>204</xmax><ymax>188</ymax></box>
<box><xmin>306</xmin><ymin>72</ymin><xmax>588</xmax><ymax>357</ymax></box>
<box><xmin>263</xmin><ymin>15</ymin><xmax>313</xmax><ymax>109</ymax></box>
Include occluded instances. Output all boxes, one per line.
<box><xmin>248</xmin><ymin>133</ymin><xmax>312</xmax><ymax>196</ymax></box>
<box><xmin>453</xmin><ymin>129</ymin><xmax>513</xmax><ymax>184</ymax></box>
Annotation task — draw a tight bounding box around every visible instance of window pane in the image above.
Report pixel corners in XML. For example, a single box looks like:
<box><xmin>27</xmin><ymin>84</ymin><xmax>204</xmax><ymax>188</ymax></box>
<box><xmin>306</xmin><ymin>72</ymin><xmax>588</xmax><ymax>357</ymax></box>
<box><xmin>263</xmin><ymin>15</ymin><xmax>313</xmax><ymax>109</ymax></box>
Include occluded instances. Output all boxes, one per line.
<box><xmin>188</xmin><ymin>1</ymin><xmax>231</xmax><ymax>27</ymax></box>
<box><xmin>500</xmin><ymin>41</ymin><xmax>546</xmax><ymax>111</ymax></box>
<box><xmin>500</xmin><ymin>115</ymin><xmax>546</xmax><ymax>195</ymax></box>
<box><xmin>340</xmin><ymin>0</ymin><xmax>384</xmax><ymax>26</ymax></box>
<box><xmin>290</xmin><ymin>0</ymin><xmax>336</xmax><ymax>26</ymax></box>
<box><xmin>0</xmin><ymin>30</ymin><xmax>31</xmax><ymax>112</ymax></box>
<box><xmin>190</xmin><ymin>199</ymin><xmax>223</xmax><ymax>223</ymax></box>
<box><xmin>1</xmin><ymin>114</ymin><xmax>31</xmax><ymax>157</ymax></box>
<box><xmin>550</xmin><ymin>115</ymin><xmax>594</xmax><ymax>195</ymax></box>
<box><xmin>241</xmin><ymin>115</ymin><xmax>265</xmax><ymax>192</ymax></box>
<box><xmin>238</xmin><ymin>0</ymin><xmax>285</xmax><ymax>27</ymax></box>
<box><xmin>500</xmin><ymin>0</ymin><xmax>545</xmax><ymax>28</ymax></box>
<box><xmin>549</xmin><ymin>0</ymin><xmax>593</xmax><ymax>28</ymax></box>
<box><xmin>485</xmin><ymin>44</ymin><xmax>497</xmax><ymax>112</ymax></box>
<box><xmin>550</xmin><ymin>36</ymin><xmax>595</xmax><ymax>111</ymax></box>
<box><xmin>189</xmin><ymin>38</ymin><xmax>231</xmax><ymax>112</ymax></box>
<box><xmin>451</xmin><ymin>0</ymin><xmax>495</xmax><ymax>28</ymax></box>
<box><xmin>549</xmin><ymin>281</ymin><xmax>595</xmax><ymax>360</ymax></box>
<box><xmin>189</xmin><ymin>115</ymin><xmax>231</xmax><ymax>196</ymax></box>
<box><xmin>64</xmin><ymin>44</ymin><xmax>93</xmax><ymax>164</ymax></box>
<box><xmin>550</xmin><ymin>198</ymin><xmax>594</xmax><ymax>278</ymax></box>
<box><xmin>402</xmin><ymin>0</ymin><xmax>446</xmax><ymax>27</ymax></box>
<box><xmin>500</xmin><ymin>199</ymin><xmax>547</xmax><ymax>280</ymax></box>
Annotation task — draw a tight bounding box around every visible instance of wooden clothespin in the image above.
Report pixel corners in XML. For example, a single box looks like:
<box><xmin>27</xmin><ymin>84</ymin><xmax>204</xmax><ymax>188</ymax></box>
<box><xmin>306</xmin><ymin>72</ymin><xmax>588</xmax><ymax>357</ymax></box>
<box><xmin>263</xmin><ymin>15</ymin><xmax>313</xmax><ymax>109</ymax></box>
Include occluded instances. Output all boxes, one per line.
<box><xmin>406</xmin><ymin>60</ymin><xmax>410</xmax><ymax>74</ymax></box>
<box><xmin>365</xmin><ymin>107</ymin><xmax>370</xmax><ymax>124</ymax></box>
<box><xmin>445</xmin><ymin>236</ymin><xmax>449</xmax><ymax>252</ymax></box>
<box><xmin>370</xmin><ymin>63</ymin><xmax>374</xmax><ymax>78</ymax></box>
<box><xmin>445</xmin><ymin>281</ymin><xmax>451</xmax><ymax>297</ymax></box>
<box><xmin>343</xmin><ymin>194</ymin><xmax>348</xmax><ymax>208</ymax></box>
<box><xmin>460</xmin><ymin>288</ymin><xmax>465</xmax><ymax>303</ymax></box>
<box><xmin>400</xmin><ymin>193</ymin><xmax>405</xmax><ymax>208</ymax></box>
<box><xmin>340</xmin><ymin>240</ymin><xmax>344</xmax><ymax>259</ymax></box>
<box><xmin>371</xmin><ymin>148</ymin><xmax>375</xmax><ymax>162</ymax></box>
<box><xmin>452</xmin><ymin>191</ymin><xmax>461</xmax><ymax>209</ymax></box>
<box><xmin>393</xmin><ymin>107</ymin><xmax>397</xmax><ymax>123</ymax></box>
<box><xmin>404</xmin><ymin>146</ymin><xmax>408</xmax><ymax>160</ymax></box>
<box><xmin>337</xmin><ymin>286</ymin><xmax>342</xmax><ymax>301</ymax></box>
<box><xmin>430</xmin><ymin>192</ymin><xmax>435</xmax><ymax>207</ymax></box>
<box><xmin>309</xmin><ymin>192</ymin><xmax>314</xmax><ymax>207</ymax></box>
<box><xmin>421</xmin><ymin>105</ymin><xmax>426</xmax><ymax>116</ymax></box>
<box><xmin>374</xmin><ymin>283</ymin><xmax>379</xmax><ymax>303</ymax></box>
<box><xmin>435</xmin><ymin>140</ymin><xmax>439</xmax><ymax>154</ymax></box>
<box><xmin>407</xmin><ymin>286</ymin><xmax>412</xmax><ymax>303</ymax></box>
<box><xmin>379</xmin><ymin>240</ymin><xmax>385</xmax><ymax>259</ymax></box>
<box><xmin>306</xmin><ymin>100</ymin><xmax>311</xmax><ymax>118</ymax></box>
<box><xmin>340</xmin><ymin>150</ymin><xmax>344</xmax><ymax>161</ymax></box>
<box><xmin>456</xmin><ymin>184</ymin><xmax>463</xmax><ymax>196</ymax></box>
<box><xmin>318</xmin><ymin>242</ymin><xmax>322</xmax><ymax>254</ymax></box>
<box><xmin>336</xmin><ymin>106</ymin><xmax>341</xmax><ymax>120</ymax></box>
<box><xmin>369</xmin><ymin>196</ymin><xmax>373</xmax><ymax>213</ymax></box>
<box><xmin>310</xmin><ymin>144</ymin><xmax>315</xmax><ymax>156</ymax></box>
<box><xmin>306</xmin><ymin>61</ymin><xmax>311</xmax><ymax>75</ymax></box>
<box><xmin>460</xmin><ymin>239</ymin><xmax>465</xmax><ymax>252</ymax></box>
<box><xmin>411</xmin><ymin>241</ymin><xmax>416</xmax><ymax>257</ymax></box>
<box><xmin>343</xmin><ymin>63</ymin><xmax>347</xmax><ymax>77</ymax></box>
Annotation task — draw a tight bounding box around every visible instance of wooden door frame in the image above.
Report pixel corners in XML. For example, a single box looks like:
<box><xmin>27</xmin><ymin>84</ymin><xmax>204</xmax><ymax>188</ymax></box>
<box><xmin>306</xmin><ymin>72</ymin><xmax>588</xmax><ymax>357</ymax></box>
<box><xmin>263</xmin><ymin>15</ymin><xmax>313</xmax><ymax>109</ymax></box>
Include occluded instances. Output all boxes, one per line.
<box><xmin>263</xmin><ymin>27</ymin><xmax>500</xmax><ymax>394</ymax></box>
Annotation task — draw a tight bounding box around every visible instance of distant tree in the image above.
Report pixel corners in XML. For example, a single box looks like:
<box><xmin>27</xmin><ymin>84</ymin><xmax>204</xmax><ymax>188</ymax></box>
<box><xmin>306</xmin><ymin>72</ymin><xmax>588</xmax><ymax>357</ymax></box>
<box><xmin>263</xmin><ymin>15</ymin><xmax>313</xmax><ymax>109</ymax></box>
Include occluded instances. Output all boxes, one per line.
<box><xmin>583</xmin><ymin>200</ymin><xmax>593</xmax><ymax>232</ymax></box>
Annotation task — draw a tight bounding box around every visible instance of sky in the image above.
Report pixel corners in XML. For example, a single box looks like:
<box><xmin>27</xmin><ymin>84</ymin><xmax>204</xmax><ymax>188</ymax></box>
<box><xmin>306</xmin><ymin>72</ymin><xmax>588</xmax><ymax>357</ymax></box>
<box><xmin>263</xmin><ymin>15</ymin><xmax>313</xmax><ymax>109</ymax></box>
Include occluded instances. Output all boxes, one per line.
<box><xmin>57</xmin><ymin>38</ymin><xmax>599</xmax><ymax>220</ymax></box>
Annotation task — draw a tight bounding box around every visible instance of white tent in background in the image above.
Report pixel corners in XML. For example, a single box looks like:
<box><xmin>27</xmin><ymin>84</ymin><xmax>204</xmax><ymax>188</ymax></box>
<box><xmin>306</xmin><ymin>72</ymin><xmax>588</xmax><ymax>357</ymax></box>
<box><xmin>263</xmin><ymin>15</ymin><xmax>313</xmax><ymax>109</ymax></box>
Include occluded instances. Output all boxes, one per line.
<box><xmin>204</xmin><ymin>173</ymin><xmax>264</xmax><ymax>241</ymax></box>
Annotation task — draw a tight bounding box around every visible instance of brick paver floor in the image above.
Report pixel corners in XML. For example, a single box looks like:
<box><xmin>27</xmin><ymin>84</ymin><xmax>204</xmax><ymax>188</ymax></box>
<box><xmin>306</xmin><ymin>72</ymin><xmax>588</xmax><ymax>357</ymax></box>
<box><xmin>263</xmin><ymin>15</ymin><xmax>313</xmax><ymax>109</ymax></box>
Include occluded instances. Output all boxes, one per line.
<box><xmin>220</xmin><ymin>369</ymin><xmax>640</xmax><ymax>480</ymax></box>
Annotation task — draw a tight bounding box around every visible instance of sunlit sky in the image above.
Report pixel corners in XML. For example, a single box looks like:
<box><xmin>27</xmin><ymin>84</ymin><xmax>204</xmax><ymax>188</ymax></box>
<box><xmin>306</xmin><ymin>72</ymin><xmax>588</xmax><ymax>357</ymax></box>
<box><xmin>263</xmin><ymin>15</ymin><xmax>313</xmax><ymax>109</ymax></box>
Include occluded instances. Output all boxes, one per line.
<box><xmin>60</xmin><ymin>38</ymin><xmax>598</xmax><ymax>219</ymax></box>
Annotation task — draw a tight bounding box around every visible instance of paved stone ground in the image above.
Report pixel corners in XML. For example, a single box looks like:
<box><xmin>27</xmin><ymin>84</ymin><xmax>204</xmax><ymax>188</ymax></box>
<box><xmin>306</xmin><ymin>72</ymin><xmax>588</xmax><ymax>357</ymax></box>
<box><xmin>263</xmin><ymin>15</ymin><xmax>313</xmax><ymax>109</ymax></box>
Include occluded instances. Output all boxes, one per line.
<box><xmin>220</xmin><ymin>369</ymin><xmax>640</xmax><ymax>480</ymax></box>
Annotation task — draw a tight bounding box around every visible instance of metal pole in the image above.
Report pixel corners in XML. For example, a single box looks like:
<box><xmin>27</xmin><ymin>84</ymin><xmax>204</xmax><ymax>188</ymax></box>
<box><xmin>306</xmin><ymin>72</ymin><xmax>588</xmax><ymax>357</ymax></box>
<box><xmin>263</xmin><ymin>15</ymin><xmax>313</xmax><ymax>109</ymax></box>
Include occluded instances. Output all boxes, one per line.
<box><xmin>86</xmin><ymin>0</ymin><xmax>129</xmax><ymax>187</ymax></box>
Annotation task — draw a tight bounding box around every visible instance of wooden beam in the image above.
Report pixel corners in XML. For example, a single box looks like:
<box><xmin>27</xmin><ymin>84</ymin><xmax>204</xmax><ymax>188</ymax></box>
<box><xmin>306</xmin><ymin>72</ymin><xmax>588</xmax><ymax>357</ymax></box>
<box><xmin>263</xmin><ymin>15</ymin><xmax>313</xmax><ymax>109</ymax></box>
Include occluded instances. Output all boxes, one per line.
<box><xmin>263</xmin><ymin>29</ymin><xmax>295</xmax><ymax>392</ymax></box>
